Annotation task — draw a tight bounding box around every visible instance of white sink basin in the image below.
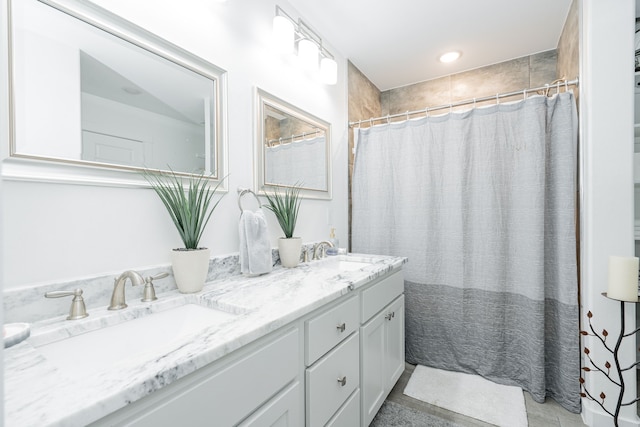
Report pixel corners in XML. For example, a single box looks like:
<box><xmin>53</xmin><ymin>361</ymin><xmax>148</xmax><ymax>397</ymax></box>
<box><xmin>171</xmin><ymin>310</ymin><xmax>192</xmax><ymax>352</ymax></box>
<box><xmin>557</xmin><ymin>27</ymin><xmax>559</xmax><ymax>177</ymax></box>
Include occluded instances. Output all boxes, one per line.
<box><xmin>35</xmin><ymin>304</ymin><xmax>236</xmax><ymax>376</ymax></box>
<box><xmin>315</xmin><ymin>256</ymin><xmax>374</xmax><ymax>272</ymax></box>
<box><xmin>337</xmin><ymin>260</ymin><xmax>373</xmax><ymax>271</ymax></box>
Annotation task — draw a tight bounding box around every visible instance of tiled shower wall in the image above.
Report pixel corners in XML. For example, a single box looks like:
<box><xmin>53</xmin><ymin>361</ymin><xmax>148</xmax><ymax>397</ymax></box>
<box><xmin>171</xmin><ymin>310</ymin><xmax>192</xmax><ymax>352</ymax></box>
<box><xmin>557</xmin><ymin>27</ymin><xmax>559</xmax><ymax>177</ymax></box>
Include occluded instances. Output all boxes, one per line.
<box><xmin>381</xmin><ymin>49</ymin><xmax>558</xmax><ymax>116</ymax></box>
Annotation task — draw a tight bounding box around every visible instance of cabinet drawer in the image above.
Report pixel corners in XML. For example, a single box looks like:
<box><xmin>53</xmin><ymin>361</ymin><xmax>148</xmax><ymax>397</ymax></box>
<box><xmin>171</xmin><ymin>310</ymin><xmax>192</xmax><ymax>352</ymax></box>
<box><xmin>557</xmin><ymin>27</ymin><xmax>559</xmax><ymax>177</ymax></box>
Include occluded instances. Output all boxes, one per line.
<box><xmin>306</xmin><ymin>332</ymin><xmax>360</xmax><ymax>427</ymax></box>
<box><xmin>326</xmin><ymin>388</ymin><xmax>360</xmax><ymax>427</ymax></box>
<box><xmin>306</xmin><ymin>296</ymin><xmax>359</xmax><ymax>366</ymax></box>
<box><xmin>361</xmin><ymin>271</ymin><xmax>404</xmax><ymax>323</ymax></box>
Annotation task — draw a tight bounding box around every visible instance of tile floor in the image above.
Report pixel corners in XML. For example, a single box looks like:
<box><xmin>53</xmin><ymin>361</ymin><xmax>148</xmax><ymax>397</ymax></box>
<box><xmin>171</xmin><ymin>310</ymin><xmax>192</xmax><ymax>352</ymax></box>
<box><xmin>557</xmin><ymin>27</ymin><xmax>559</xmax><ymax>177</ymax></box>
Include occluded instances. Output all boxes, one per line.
<box><xmin>383</xmin><ymin>363</ymin><xmax>586</xmax><ymax>427</ymax></box>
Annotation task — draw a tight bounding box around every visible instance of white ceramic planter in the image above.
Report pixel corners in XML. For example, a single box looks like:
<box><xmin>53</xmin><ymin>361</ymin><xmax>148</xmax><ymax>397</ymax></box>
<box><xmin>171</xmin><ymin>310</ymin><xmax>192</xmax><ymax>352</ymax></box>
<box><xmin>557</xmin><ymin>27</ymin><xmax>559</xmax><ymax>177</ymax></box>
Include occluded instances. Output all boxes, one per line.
<box><xmin>278</xmin><ymin>237</ymin><xmax>302</xmax><ymax>268</ymax></box>
<box><xmin>170</xmin><ymin>248</ymin><xmax>210</xmax><ymax>293</ymax></box>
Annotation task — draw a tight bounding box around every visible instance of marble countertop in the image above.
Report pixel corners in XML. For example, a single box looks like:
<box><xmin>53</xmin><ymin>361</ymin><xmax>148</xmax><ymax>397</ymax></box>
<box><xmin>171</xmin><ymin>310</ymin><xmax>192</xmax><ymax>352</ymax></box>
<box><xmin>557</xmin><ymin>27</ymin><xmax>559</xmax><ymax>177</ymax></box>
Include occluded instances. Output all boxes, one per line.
<box><xmin>4</xmin><ymin>254</ymin><xmax>406</xmax><ymax>427</ymax></box>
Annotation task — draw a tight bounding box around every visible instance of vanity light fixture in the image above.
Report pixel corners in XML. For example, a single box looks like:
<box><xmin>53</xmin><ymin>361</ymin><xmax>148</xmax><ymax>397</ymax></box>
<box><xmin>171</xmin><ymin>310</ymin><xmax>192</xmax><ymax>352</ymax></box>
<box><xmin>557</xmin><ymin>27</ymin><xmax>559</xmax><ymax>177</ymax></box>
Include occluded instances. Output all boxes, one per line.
<box><xmin>273</xmin><ymin>14</ymin><xmax>294</xmax><ymax>54</ymax></box>
<box><xmin>272</xmin><ymin>5</ymin><xmax>338</xmax><ymax>85</ymax></box>
<box><xmin>320</xmin><ymin>57</ymin><xmax>338</xmax><ymax>85</ymax></box>
<box><xmin>439</xmin><ymin>51</ymin><xmax>461</xmax><ymax>63</ymax></box>
<box><xmin>298</xmin><ymin>38</ymin><xmax>319</xmax><ymax>71</ymax></box>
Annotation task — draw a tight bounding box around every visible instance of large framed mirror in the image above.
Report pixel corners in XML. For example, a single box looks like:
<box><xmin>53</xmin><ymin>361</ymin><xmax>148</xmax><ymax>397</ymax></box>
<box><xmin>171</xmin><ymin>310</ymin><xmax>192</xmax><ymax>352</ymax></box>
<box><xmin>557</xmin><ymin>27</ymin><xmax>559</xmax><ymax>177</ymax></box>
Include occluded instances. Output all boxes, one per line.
<box><xmin>255</xmin><ymin>88</ymin><xmax>331</xmax><ymax>200</ymax></box>
<box><xmin>5</xmin><ymin>0</ymin><xmax>227</xmax><ymax>185</ymax></box>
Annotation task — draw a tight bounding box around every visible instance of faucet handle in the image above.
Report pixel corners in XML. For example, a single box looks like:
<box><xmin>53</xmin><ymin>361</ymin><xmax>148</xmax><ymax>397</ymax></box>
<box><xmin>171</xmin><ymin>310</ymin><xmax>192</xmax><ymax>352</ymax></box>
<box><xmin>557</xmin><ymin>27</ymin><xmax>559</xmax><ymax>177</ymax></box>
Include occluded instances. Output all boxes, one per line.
<box><xmin>45</xmin><ymin>288</ymin><xmax>89</xmax><ymax>320</ymax></box>
<box><xmin>141</xmin><ymin>272</ymin><xmax>169</xmax><ymax>302</ymax></box>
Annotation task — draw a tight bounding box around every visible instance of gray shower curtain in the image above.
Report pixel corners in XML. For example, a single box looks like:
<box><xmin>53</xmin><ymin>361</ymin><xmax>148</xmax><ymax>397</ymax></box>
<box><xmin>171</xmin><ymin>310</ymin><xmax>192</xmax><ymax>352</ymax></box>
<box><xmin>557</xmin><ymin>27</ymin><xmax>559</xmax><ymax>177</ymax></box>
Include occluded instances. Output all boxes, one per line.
<box><xmin>352</xmin><ymin>92</ymin><xmax>580</xmax><ymax>413</ymax></box>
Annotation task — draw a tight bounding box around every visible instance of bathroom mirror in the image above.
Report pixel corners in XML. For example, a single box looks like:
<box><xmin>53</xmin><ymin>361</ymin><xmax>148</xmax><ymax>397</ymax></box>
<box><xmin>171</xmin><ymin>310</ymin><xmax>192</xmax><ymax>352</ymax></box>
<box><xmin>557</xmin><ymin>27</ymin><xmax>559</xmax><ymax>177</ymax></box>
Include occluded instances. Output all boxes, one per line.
<box><xmin>7</xmin><ymin>0</ymin><xmax>227</xmax><ymax>183</ymax></box>
<box><xmin>255</xmin><ymin>88</ymin><xmax>331</xmax><ymax>200</ymax></box>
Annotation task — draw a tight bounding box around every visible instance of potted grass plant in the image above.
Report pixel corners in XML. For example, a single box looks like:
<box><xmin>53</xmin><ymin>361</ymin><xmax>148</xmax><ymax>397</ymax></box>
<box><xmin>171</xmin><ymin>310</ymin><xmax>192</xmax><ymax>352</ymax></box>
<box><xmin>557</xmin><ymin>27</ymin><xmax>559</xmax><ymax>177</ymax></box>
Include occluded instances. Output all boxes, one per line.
<box><xmin>264</xmin><ymin>185</ymin><xmax>302</xmax><ymax>268</ymax></box>
<box><xmin>144</xmin><ymin>169</ymin><xmax>225</xmax><ymax>293</ymax></box>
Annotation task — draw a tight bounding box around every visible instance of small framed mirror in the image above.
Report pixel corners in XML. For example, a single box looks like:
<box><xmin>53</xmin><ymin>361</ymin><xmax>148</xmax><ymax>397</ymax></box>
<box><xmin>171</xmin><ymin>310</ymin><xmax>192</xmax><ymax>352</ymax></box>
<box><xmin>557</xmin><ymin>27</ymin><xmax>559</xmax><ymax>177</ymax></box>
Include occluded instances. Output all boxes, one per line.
<box><xmin>6</xmin><ymin>0</ymin><xmax>227</xmax><ymax>184</ymax></box>
<box><xmin>255</xmin><ymin>88</ymin><xmax>331</xmax><ymax>200</ymax></box>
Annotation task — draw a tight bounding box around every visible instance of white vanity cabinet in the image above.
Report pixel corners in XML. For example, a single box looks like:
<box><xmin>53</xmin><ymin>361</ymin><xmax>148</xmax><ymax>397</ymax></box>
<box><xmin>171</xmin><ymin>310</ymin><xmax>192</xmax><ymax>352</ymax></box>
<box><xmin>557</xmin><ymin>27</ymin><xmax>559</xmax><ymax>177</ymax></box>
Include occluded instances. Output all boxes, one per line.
<box><xmin>360</xmin><ymin>272</ymin><xmax>405</xmax><ymax>427</ymax></box>
<box><xmin>87</xmin><ymin>266</ymin><xmax>405</xmax><ymax>427</ymax></box>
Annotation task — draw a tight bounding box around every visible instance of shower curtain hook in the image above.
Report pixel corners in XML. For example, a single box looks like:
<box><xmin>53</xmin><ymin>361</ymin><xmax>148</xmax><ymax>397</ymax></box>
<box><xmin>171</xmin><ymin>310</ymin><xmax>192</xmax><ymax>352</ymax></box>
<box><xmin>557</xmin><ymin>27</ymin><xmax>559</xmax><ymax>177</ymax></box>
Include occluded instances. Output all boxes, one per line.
<box><xmin>369</xmin><ymin>118</ymin><xmax>373</xmax><ymax>127</ymax></box>
<box><xmin>564</xmin><ymin>80</ymin><xmax>569</xmax><ymax>92</ymax></box>
<box><xmin>556</xmin><ymin>80</ymin><xmax>561</xmax><ymax>95</ymax></box>
<box><xmin>358</xmin><ymin>119</ymin><xmax>362</xmax><ymax>128</ymax></box>
<box><xmin>425</xmin><ymin>107</ymin><xmax>429</xmax><ymax>117</ymax></box>
<box><xmin>406</xmin><ymin>111</ymin><xmax>409</xmax><ymax>121</ymax></box>
<box><xmin>473</xmin><ymin>98</ymin><xmax>476</xmax><ymax>108</ymax></box>
<box><xmin>449</xmin><ymin>104</ymin><xmax>453</xmax><ymax>114</ymax></box>
<box><xmin>523</xmin><ymin>89</ymin><xmax>527</xmax><ymax>100</ymax></box>
<box><xmin>386</xmin><ymin>115</ymin><xmax>390</xmax><ymax>124</ymax></box>
<box><xmin>496</xmin><ymin>93</ymin><xmax>500</xmax><ymax>105</ymax></box>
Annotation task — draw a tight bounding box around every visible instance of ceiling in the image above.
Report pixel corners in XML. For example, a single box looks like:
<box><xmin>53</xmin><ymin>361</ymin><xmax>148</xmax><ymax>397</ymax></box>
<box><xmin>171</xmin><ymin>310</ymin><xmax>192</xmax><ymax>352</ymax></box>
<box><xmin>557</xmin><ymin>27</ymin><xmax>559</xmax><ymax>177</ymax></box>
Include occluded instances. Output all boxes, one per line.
<box><xmin>286</xmin><ymin>0</ymin><xmax>573</xmax><ymax>91</ymax></box>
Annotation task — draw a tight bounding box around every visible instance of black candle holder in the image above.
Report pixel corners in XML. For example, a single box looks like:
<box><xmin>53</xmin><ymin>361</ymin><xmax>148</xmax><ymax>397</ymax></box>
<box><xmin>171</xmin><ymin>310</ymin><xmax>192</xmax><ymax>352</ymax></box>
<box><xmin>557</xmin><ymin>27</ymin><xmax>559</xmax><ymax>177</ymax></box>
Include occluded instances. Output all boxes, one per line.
<box><xmin>580</xmin><ymin>293</ymin><xmax>640</xmax><ymax>427</ymax></box>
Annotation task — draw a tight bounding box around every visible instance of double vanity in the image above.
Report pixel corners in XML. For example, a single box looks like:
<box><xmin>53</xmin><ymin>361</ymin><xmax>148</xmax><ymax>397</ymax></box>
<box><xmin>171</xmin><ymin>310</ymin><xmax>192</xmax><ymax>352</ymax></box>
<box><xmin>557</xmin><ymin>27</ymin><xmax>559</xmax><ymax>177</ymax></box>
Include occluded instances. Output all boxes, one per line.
<box><xmin>4</xmin><ymin>254</ymin><xmax>406</xmax><ymax>426</ymax></box>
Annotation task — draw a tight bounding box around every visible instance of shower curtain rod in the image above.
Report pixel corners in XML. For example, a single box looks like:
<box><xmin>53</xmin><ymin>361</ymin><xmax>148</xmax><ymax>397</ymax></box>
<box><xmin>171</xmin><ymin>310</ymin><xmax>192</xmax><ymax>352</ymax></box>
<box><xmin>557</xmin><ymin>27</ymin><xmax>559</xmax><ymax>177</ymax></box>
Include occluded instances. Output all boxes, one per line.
<box><xmin>266</xmin><ymin>129</ymin><xmax>324</xmax><ymax>147</ymax></box>
<box><xmin>349</xmin><ymin>77</ymin><xmax>579</xmax><ymax>128</ymax></box>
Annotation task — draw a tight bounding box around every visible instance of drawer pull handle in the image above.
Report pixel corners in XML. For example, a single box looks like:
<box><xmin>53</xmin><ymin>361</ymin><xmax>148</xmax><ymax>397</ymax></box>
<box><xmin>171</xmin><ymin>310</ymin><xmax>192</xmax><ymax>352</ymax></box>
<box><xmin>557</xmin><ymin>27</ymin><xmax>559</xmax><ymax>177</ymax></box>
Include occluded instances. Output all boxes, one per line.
<box><xmin>385</xmin><ymin>313</ymin><xmax>392</xmax><ymax>321</ymax></box>
<box><xmin>336</xmin><ymin>322</ymin><xmax>346</xmax><ymax>332</ymax></box>
<box><xmin>337</xmin><ymin>376</ymin><xmax>347</xmax><ymax>387</ymax></box>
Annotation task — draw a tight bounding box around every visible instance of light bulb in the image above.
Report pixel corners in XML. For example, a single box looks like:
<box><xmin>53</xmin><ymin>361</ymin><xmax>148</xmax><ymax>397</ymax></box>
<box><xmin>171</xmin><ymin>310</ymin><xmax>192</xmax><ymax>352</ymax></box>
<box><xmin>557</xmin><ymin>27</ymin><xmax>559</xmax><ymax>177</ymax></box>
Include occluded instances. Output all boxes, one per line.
<box><xmin>439</xmin><ymin>51</ymin><xmax>461</xmax><ymax>63</ymax></box>
<box><xmin>320</xmin><ymin>57</ymin><xmax>337</xmax><ymax>85</ymax></box>
<box><xmin>273</xmin><ymin>15</ymin><xmax>294</xmax><ymax>54</ymax></box>
<box><xmin>298</xmin><ymin>39</ymin><xmax>319</xmax><ymax>71</ymax></box>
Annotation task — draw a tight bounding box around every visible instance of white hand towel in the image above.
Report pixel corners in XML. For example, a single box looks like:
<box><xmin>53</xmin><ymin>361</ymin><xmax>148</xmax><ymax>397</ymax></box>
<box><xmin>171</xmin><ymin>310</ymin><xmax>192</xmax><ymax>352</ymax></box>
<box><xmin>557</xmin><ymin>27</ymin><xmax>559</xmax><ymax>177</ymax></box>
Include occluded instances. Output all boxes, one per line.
<box><xmin>239</xmin><ymin>208</ymin><xmax>272</xmax><ymax>276</ymax></box>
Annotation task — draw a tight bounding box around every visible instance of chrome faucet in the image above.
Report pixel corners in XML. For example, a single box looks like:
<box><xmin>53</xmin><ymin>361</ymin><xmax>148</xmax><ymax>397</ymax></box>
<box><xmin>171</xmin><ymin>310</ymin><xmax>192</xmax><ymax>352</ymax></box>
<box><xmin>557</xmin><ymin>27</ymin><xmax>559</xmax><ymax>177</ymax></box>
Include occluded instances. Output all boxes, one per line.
<box><xmin>313</xmin><ymin>241</ymin><xmax>334</xmax><ymax>260</ymax></box>
<box><xmin>108</xmin><ymin>270</ymin><xmax>144</xmax><ymax>310</ymax></box>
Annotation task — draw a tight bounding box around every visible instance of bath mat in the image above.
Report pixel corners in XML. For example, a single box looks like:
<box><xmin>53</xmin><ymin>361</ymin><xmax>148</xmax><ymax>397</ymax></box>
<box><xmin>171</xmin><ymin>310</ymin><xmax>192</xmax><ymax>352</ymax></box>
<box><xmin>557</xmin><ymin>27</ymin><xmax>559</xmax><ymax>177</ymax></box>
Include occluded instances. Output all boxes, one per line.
<box><xmin>403</xmin><ymin>365</ymin><xmax>528</xmax><ymax>427</ymax></box>
<box><xmin>371</xmin><ymin>400</ymin><xmax>464</xmax><ymax>427</ymax></box>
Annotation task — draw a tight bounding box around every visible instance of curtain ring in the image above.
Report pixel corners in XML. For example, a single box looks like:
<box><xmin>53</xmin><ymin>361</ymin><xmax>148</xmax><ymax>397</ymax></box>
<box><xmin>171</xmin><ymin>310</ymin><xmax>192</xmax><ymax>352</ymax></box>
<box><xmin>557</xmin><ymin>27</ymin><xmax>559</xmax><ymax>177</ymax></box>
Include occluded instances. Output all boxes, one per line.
<box><xmin>358</xmin><ymin>119</ymin><xmax>362</xmax><ymax>128</ymax></box>
<box><xmin>386</xmin><ymin>115</ymin><xmax>390</xmax><ymax>124</ymax></box>
<box><xmin>425</xmin><ymin>108</ymin><xmax>429</xmax><ymax>117</ymax></box>
<box><xmin>473</xmin><ymin>98</ymin><xmax>477</xmax><ymax>108</ymax></box>
<box><xmin>406</xmin><ymin>111</ymin><xmax>409</xmax><ymax>121</ymax></box>
<box><xmin>556</xmin><ymin>80</ymin><xmax>561</xmax><ymax>95</ymax></box>
<box><xmin>369</xmin><ymin>118</ymin><xmax>373</xmax><ymax>127</ymax></box>
<box><xmin>496</xmin><ymin>93</ymin><xmax>500</xmax><ymax>104</ymax></box>
<box><xmin>564</xmin><ymin>80</ymin><xmax>569</xmax><ymax>92</ymax></box>
<box><xmin>523</xmin><ymin>89</ymin><xmax>527</xmax><ymax>100</ymax></box>
<box><xmin>449</xmin><ymin>104</ymin><xmax>453</xmax><ymax>114</ymax></box>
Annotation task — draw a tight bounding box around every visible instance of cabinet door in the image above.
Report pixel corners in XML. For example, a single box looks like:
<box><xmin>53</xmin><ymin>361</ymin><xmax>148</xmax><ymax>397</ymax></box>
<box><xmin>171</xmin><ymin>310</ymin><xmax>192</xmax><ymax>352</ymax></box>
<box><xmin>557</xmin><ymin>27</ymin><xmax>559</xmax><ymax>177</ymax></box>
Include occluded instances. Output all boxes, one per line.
<box><xmin>360</xmin><ymin>311</ymin><xmax>386</xmax><ymax>427</ymax></box>
<box><xmin>238</xmin><ymin>381</ymin><xmax>302</xmax><ymax>427</ymax></box>
<box><xmin>384</xmin><ymin>295</ymin><xmax>404</xmax><ymax>389</ymax></box>
<box><xmin>326</xmin><ymin>388</ymin><xmax>360</xmax><ymax>427</ymax></box>
<box><xmin>96</xmin><ymin>328</ymin><xmax>299</xmax><ymax>427</ymax></box>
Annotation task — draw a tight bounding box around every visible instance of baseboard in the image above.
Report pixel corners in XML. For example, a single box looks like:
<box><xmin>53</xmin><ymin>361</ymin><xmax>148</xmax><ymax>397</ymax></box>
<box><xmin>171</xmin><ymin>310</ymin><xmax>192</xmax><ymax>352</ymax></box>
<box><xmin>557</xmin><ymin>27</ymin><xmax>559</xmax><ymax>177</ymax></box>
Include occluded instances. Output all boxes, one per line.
<box><xmin>581</xmin><ymin>399</ymin><xmax>640</xmax><ymax>427</ymax></box>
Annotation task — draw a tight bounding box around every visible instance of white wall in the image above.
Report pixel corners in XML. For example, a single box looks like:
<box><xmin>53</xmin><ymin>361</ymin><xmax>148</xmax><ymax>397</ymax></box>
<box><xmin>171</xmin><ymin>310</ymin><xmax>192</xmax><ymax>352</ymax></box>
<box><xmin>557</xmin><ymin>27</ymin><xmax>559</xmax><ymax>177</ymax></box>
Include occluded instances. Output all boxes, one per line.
<box><xmin>1</xmin><ymin>0</ymin><xmax>348</xmax><ymax>288</ymax></box>
<box><xmin>579</xmin><ymin>0</ymin><xmax>639</xmax><ymax>426</ymax></box>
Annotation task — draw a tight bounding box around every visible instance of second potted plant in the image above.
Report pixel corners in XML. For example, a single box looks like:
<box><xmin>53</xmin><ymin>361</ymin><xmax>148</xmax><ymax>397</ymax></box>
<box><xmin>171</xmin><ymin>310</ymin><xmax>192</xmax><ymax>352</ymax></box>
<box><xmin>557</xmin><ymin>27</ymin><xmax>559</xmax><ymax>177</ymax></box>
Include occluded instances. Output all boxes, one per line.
<box><xmin>264</xmin><ymin>185</ymin><xmax>302</xmax><ymax>268</ymax></box>
<box><xmin>144</xmin><ymin>169</ymin><xmax>225</xmax><ymax>293</ymax></box>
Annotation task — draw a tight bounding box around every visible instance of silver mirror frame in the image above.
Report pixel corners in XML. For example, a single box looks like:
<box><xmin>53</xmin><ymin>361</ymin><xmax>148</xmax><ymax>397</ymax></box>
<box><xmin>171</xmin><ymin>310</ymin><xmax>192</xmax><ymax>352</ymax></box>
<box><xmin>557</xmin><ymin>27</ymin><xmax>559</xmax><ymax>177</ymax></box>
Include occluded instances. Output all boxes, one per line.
<box><xmin>254</xmin><ymin>88</ymin><xmax>332</xmax><ymax>200</ymax></box>
<box><xmin>2</xmin><ymin>0</ymin><xmax>228</xmax><ymax>189</ymax></box>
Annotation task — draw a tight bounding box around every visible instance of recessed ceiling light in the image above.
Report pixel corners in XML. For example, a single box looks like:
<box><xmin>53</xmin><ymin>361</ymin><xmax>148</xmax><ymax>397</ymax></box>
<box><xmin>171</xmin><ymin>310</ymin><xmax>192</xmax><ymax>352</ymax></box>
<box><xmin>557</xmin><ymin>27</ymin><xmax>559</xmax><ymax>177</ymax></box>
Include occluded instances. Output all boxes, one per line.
<box><xmin>439</xmin><ymin>51</ymin><xmax>461</xmax><ymax>63</ymax></box>
<box><xmin>122</xmin><ymin>86</ymin><xmax>142</xmax><ymax>95</ymax></box>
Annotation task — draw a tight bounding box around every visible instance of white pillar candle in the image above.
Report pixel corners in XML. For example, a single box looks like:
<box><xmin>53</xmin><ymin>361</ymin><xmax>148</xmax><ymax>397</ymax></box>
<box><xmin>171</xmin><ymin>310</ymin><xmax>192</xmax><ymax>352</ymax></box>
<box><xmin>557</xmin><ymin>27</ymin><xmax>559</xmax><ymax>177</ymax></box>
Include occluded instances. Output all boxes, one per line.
<box><xmin>607</xmin><ymin>256</ymin><xmax>639</xmax><ymax>302</ymax></box>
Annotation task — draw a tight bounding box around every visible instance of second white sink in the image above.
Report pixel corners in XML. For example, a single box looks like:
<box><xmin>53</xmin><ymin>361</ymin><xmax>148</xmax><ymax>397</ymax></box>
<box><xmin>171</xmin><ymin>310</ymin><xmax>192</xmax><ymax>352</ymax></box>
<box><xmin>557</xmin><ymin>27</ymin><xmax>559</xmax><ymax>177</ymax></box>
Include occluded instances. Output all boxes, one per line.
<box><xmin>35</xmin><ymin>304</ymin><xmax>236</xmax><ymax>376</ymax></box>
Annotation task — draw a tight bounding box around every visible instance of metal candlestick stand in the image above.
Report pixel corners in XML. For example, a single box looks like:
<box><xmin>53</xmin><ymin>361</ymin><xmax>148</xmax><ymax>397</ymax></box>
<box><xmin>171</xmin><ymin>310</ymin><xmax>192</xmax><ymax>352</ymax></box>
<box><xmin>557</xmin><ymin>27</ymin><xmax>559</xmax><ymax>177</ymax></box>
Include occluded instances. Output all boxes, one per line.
<box><xmin>580</xmin><ymin>293</ymin><xmax>640</xmax><ymax>427</ymax></box>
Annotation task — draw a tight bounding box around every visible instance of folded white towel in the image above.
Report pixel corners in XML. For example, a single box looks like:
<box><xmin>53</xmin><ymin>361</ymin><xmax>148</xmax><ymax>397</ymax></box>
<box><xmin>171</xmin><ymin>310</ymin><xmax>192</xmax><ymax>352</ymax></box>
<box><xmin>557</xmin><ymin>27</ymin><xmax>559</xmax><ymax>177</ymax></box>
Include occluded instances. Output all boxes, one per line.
<box><xmin>239</xmin><ymin>209</ymin><xmax>272</xmax><ymax>276</ymax></box>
